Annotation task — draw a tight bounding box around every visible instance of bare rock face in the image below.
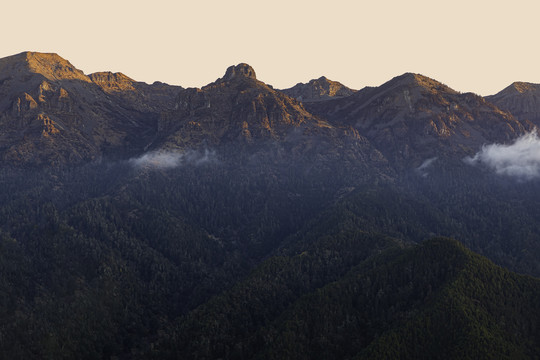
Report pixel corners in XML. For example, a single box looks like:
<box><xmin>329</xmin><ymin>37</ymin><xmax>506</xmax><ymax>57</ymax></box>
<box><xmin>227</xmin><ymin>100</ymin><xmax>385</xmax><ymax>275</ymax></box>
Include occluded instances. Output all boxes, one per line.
<box><xmin>280</xmin><ymin>76</ymin><xmax>356</xmax><ymax>102</ymax></box>
<box><xmin>487</xmin><ymin>82</ymin><xmax>540</xmax><ymax>126</ymax></box>
<box><xmin>155</xmin><ymin>64</ymin><xmax>388</xmax><ymax>176</ymax></box>
<box><xmin>89</xmin><ymin>71</ymin><xmax>182</xmax><ymax>113</ymax></box>
<box><xmin>89</xmin><ymin>72</ymin><xmax>137</xmax><ymax>92</ymax></box>
<box><xmin>307</xmin><ymin>73</ymin><xmax>527</xmax><ymax>165</ymax></box>
<box><xmin>158</xmin><ymin>63</ymin><xmax>314</xmax><ymax>146</ymax></box>
<box><xmin>0</xmin><ymin>52</ymin><xmax>92</xmax><ymax>83</ymax></box>
<box><xmin>0</xmin><ymin>53</ymin><xmax>98</xmax><ymax>165</ymax></box>
<box><xmin>222</xmin><ymin>63</ymin><xmax>257</xmax><ymax>81</ymax></box>
<box><xmin>0</xmin><ymin>52</ymin><xmax>179</xmax><ymax>166</ymax></box>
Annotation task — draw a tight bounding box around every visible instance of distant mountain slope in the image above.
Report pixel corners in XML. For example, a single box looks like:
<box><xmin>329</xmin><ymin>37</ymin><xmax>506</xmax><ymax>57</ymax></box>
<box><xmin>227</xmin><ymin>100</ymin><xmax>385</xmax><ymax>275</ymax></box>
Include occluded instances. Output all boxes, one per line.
<box><xmin>487</xmin><ymin>81</ymin><xmax>540</xmax><ymax>126</ymax></box>
<box><xmin>154</xmin><ymin>63</ymin><xmax>390</xmax><ymax>180</ymax></box>
<box><xmin>307</xmin><ymin>73</ymin><xmax>527</xmax><ymax>166</ymax></box>
<box><xmin>0</xmin><ymin>51</ymin><xmax>92</xmax><ymax>85</ymax></box>
<box><xmin>157</xmin><ymin>63</ymin><xmax>318</xmax><ymax>146</ymax></box>
<box><xmin>280</xmin><ymin>76</ymin><xmax>356</xmax><ymax>102</ymax></box>
<box><xmin>89</xmin><ymin>71</ymin><xmax>181</xmax><ymax>113</ymax></box>
<box><xmin>0</xmin><ymin>52</ymin><xmax>180</xmax><ymax>166</ymax></box>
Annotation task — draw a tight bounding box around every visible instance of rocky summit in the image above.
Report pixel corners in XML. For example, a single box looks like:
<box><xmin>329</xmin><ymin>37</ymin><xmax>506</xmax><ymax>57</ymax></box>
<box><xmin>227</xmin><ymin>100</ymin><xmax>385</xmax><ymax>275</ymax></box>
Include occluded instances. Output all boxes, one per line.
<box><xmin>0</xmin><ymin>52</ymin><xmax>180</xmax><ymax>165</ymax></box>
<box><xmin>306</xmin><ymin>72</ymin><xmax>527</xmax><ymax>165</ymax></box>
<box><xmin>222</xmin><ymin>63</ymin><xmax>257</xmax><ymax>81</ymax></box>
<box><xmin>487</xmin><ymin>81</ymin><xmax>540</xmax><ymax>125</ymax></box>
<box><xmin>0</xmin><ymin>52</ymin><xmax>91</xmax><ymax>84</ymax></box>
<box><xmin>280</xmin><ymin>76</ymin><xmax>356</xmax><ymax>102</ymax></box>
<box><xmin>158</xmin><ymin>62</ymin><xmax>316</xmax><ymax>147</ymax></box>
<box><xmin>154</xmin><ymin>63</ymin><xmax>386</xmax><ymax>179</ymax></box>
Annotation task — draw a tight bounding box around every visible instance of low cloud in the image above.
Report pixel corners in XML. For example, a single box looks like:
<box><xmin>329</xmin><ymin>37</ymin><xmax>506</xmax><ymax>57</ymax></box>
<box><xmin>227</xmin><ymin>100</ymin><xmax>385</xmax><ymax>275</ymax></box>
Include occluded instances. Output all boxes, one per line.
<box><xmin>465</xmin><ymin>130</ymin><xmax>540</xmax><ymax>180</ymax></box>
<box><xmin>129</xmin><ymin>149</ymin><xmax>216</xmax><ymax>169</ymax></box>
<box><xmin>416</xmin><ymin>157</ymin><xmax>437</xmax><ymax>178</ymax></box>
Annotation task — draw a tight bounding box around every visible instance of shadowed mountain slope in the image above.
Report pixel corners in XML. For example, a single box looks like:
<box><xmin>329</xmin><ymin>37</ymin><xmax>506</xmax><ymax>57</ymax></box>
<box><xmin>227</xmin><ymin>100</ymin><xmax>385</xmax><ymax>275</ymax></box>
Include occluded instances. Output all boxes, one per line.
<box><xmin>307</xmin><ymin>73</ymin><xmax>528</xmax><ymax>166</ymax></box>
<box><xmin>153</xmin><ymin>63</ymin><xmax>391</xmax><ymax>180</ymax></box>
<box><xmin>0</xmin><ymin>52</ymin><xmax>180</xmax><ymax>166</ymax></box>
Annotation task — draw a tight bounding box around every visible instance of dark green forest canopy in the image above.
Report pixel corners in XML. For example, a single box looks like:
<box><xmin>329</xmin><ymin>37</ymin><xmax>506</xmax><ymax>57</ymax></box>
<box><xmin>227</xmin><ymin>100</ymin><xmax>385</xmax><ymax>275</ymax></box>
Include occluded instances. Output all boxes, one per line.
<box><xmin>0</xmin><ymin>158</ymin><xmax>539</xmax><ymax>359</ymax></box>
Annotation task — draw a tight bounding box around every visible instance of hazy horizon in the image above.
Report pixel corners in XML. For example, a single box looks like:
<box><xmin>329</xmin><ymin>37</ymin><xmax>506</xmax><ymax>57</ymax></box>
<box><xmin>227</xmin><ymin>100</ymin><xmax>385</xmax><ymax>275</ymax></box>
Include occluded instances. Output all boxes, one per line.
<box><xmin>2</xmin><ymin>0</ymin><xmax>539</xmax><ymax>96</ymax></box>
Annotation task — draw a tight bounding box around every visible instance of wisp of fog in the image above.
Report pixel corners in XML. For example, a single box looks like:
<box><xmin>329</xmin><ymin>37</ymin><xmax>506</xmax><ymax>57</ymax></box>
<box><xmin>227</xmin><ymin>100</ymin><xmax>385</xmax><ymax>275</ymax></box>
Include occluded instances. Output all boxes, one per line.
<box><xmin>416</xmin><ymin>157</ymin><xmax>438</xmax><ymax>178</ymax></box>
<box><xmin>129</xmin><ymin>149</ymin><xmax>216</xmax><ymax>169</ymax></box>
<box><xmin>465</xmin><ymin>130</ymin><xmax>540</xmax><ymax>179</ymax></box>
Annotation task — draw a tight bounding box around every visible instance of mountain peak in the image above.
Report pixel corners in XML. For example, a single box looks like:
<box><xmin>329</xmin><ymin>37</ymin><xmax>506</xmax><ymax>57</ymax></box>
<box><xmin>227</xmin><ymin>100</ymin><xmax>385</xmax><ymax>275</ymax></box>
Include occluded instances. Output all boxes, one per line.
<box><xmin>281</xmin><ymin>76</ymin><xmax>355</xmax><ymax>102</ymax></box>
<box><xmin>90</xmin><ymin>71</ymin><xmax>134</xmax><ymax>81</ymax></box>
<box><xmin>89</xmin><ymin>71</ymin><xmax>136</xmax><ymax>92</ymax></box>
<box><xmin>0</xmin><ymin>51</ymin><xmax>90</xmax><ymax>83</ymax></box>
<box><xmin>488</xmin><ymin>81</ymin><xmax>540</xmax><ymax>100</ymax></box>
<box><xmin>223</xmin><ymin>63</ymin><xmax>257</xmax><ymax>81</ymax></box>
<box><xmin>487</xmin><ymin>81</ymin><xmax>540</xmax><ymax>124</ymax></box>
<box><xmin>508</xmin><ymin>81</ymin><xmax>540</xmax><ymax>94</ymax></box>
<box><xmin>391</xmin><ymin>72</ymin><xmax>457</xmax><ymax>94</ymax></box>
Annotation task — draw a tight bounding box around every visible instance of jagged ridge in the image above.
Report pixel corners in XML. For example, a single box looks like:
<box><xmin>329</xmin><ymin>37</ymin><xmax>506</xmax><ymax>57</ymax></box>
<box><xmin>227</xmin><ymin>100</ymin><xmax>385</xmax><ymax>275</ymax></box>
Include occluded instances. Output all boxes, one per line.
<box><xmin>280</xmin><ymin>76</ymin><xmax>356</xmax><ymax>102</ymax></box>
<box><xmin>306</xmin><ymin>72</ymin><xmax>526</xmax><ymax>165</ymax></box>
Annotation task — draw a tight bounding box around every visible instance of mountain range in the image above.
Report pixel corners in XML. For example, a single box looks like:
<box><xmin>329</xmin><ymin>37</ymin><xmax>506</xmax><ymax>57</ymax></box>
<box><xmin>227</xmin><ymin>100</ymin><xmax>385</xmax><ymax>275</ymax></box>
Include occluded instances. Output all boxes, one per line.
<box><xmin>1</xmin><ymin>52</ymin><xmax>540</xmax><ymax>359</ymax></box>
<box><xmin>2</xmin><ymin>51</ymin><xmax>539</xmax><ymax>169</ymax></box>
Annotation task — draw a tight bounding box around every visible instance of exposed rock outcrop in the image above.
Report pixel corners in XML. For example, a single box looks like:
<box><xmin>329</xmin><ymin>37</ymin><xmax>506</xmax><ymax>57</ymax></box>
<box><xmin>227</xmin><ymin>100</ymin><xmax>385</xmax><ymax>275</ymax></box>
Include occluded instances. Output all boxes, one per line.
<box><xmin>487</xmin><ymin>82</ymin><xmax>540</xmax><ymax>126</ymax></box>
<box><xmin>280</xmin><ymin>76</ymin><xmax>356</xmax><ymax>102</ymax></box>
<box><xmin>0</xmin><ymin>52</ymin><xmax>179</xmax><ymax>166</ymax></box>
<box><xmin>155</xmin><ymin>63</ymin><xmax>388</xmax><ymax>177</ymax></box>
<box><xmin>307</xmin><ymin>73</ymin><xmax>527</xmax><ymax>165</ymax></box>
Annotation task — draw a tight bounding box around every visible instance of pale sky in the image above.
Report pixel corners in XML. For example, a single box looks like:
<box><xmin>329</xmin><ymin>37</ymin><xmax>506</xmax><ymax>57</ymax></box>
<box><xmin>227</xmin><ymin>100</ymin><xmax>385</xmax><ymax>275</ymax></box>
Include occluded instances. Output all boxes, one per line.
<box><xmin>2</xmin><ymin>0</ymin><xmax>539</xmax><ymax>95</ymax></box>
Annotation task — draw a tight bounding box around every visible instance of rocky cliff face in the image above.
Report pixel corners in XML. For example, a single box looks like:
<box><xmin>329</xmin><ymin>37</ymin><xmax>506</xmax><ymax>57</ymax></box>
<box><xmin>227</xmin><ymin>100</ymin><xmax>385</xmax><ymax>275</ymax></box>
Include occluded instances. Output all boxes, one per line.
<box><xmin>0</xmin><ymin>52</ymin><xmax>92</xmax><ymax>84</ymax></box>
<box><xmin>487</xmin><ymin>82</ymin><xmax>540</xmax><ymax>126</ymax></box>
<box><xmin>153</xmin><ymin>63</ymin><xmax>389</xmax><ymax>177</ymax></box>
<box><xmin>0</xmin><ymin>52</ymin><xmax>181</xmax><ymax>166</ymax></box>
<box><xmin>0</xmin><ymin>55</ymin><xmax>382</xmax><ymax>170</ymax></box>
<box><xmin>159</xmin><ymin>63</ymin><xmax>333</xmax><ymax>147</ymax></box>
<box><xmin>307</xmin><ymin>73</ymin><xmax>527</xmax><ymax>165</ymax></box>
<box><xmin>280</xmin><ymin>76</ymin><xmax>356</xmax><ymax>102</ymax></box>
<box><xmin>89</xmin><ymin>71</ymin><xmax>181</xmax><ymax>113</ymax></box>
<box><xmin>0</xmin><ymin>53</ymin><xmax>98</xmax><ymax>165</ymax></box>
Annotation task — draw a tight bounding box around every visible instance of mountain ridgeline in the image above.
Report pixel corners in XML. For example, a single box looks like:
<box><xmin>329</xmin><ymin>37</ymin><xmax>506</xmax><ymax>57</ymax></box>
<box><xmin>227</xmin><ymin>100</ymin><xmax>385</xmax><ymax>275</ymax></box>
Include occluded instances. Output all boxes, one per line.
<box><xmin>1</xmin><ymin>52</ymin><xmax>540</xmax><ymax>359</ymax></box>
